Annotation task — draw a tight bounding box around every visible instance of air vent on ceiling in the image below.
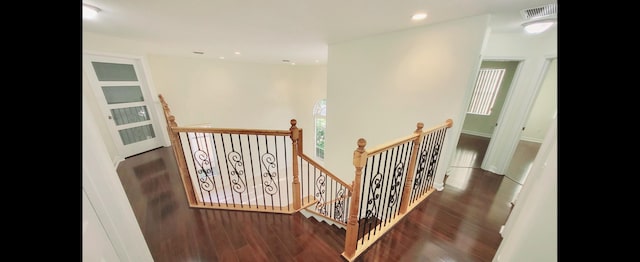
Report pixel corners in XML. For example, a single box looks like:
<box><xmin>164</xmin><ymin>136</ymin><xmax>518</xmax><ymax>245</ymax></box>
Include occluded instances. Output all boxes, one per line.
<box><xmin>520</xmin><ymin>3</ymin><xmax>557</xmax><ymax>20</ymax></box>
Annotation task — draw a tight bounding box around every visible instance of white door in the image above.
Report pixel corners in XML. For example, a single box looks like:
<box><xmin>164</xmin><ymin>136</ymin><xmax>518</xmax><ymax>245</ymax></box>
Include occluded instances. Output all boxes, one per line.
<box><xmin>83</xmin><ymin>54</ymin><xmax>164</xmax><ymax>158</ymax></box>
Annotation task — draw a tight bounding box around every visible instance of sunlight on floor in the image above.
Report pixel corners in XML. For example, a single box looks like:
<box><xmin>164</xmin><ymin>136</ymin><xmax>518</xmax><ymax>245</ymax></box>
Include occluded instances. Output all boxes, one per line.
<box><xmin>445</xmin><ymin>167</ymin><xmax>473</xmax><ymax>190</ymax></box>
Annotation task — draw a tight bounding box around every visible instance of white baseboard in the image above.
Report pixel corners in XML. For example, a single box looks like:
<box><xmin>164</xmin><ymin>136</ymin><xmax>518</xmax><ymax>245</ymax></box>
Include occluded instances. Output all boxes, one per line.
<box><xmin>434</xmin><ymin>182</ymin><xmax>445</xmax><ymax>191</ymax></box>
<box><xmin>113</xmin><ymin>156</ymin><xmax>125</xmax><ymax>168</ymax></box>
<box><xmin>460</xmin><ymin>130</ymin><xmax>492</xmax><ymax>138</ymax></box>
<box><xmin>520</xmin><ymin>136</ymin><xmax>543</xmax><ymax>143</ymax></box>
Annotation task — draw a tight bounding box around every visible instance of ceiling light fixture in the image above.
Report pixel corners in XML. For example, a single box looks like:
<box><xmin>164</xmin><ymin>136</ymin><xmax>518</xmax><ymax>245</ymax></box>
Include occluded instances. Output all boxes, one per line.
<box><xmin>520</xmin><ymin>3</ymin><xmax>557</xmax><ymax>34</ymax></box>
<box><xmin>522</xmin><ymin>18</ymin><xmax>556</xmax><ymax>34</ymax></box>
<box><xmin>411</xmin><ymin>13</ymin><xmax>427</xmax><ymax>21</ymax></box>
<box><xmin>83</xmin><ymin>3</ymin><xmax>101</xmax><ymax>19</ymax></box>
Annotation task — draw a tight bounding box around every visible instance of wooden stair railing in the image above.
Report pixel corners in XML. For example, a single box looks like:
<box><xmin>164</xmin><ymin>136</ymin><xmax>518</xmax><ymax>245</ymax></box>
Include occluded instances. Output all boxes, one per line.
<box><xmin>159</xmin><ymin>94</ymin><xmax>452</xmax><ymax>261</ymax></box>
<box><xmin>159</xmin><ymin>94</ymin><xmax>351</xmax><ymax>216</ymax></box>
<box><xmin>342</xmin><ymin>120</ymin><xmax>453</xmax><ymax>261</ymax></box>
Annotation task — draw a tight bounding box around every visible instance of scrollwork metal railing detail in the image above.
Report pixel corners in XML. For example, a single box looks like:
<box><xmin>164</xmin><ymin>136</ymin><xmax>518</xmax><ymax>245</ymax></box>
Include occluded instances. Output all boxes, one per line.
<box><xmin>315</xmin><ymin>175</ymin><xmax>327</xmax><ymax>215</ymax></box>
<box><xmin>425</xmin><ymin>143</ymin><xmax>441</xmax><ymax>183</ymax></box>
<box><xmin>413</xmin><ymin>146</ymin><xmax>428</xmax><ymax>191</ymax></box>
<box><xmin>226</xmin><ymin>151</ymin><xmax>247</xmax><ymax>193</ymax></box>
<box><xmin>387</xmin><ymin>162</ymin><xmax>404</xmax><ymax>209</ymax></box>
<box><xmin>261</xmin><ymin>152</ymin><xmax>280</xmax><ymax>195</ymax></box>
<box><xmin>194</xmin><ymin>150</ymin><xmax>215</xmax><ymax>192</ymax></box>
<box><xmin>334</xmin><ymin>188</ymin><xmax>345</xmax><ymax>221</ymax></box>
<box><xmin>365</xmin><ymin>172</ymin><xmax>382</xmax><ymax>220</ymax></box>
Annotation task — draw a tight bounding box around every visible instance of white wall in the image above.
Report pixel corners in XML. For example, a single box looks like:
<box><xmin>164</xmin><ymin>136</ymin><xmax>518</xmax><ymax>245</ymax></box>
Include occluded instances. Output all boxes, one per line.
<box><xmin>480</xmin><ymin>28</ymin><xmax>557</xmax><ymax>174</ymax></box>
<box><xmin>83</xmin><ymin>190</ymin><xmax>121</xmax><ymax>262</ymax></box>
<box><xmin>146</xmin><ymin>54</ymin><xmax>326</xmax><ymax>158</ymax></box>
<box><xmin>83</xmin><ymin>96</ymin><xmax>154</xmax><ymax>262</ymax></box>
<box><xmin>493</xmin><ymin>118</ymin><xmax>557</xmax><ymax>262</ymax></box>
<box><xmin>146</xmin><ymin>55</ymin><xmax>324</xmax><ymax>127</ymax></box>
<box><xmin>82</xmin><ymin>70</ymin><xmax>120</xmax><ymax>163</ymax></box>
<box><xmin>522</xmin><ymin>58</ymin><xmax>556</xmax><ymax>142</ymax></box>
<box><xmin>324</xmin><ymin>15</ymin><xmax>490</xmax><ymax>185</ymax></box>
<box><xmin>83</xmin><ymin>32</ymin><xmax>327</xmax><ymax>162</ymax></box>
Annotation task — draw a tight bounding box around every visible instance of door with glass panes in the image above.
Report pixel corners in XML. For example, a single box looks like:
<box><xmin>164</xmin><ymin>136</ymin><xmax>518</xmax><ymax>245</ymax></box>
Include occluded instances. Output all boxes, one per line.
<box><xmin>83</xmin><ymin>54</ymin><xmax>164</xmax><ymax>158</ymax></box>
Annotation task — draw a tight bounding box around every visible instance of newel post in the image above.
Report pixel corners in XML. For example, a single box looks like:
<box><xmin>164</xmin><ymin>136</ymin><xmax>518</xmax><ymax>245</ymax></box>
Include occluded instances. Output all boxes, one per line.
<box><xmin>290</xmin><ymin>119</ymin><xmax>302</xmax><ymax>210</ymax></box>
<box><xmin>343</xmin><ymin>138</ymin><xmax>368</xmax><ymax>260</ymax></box>
<box><xmin>158</xmin><ymin>94</ymin><xmax>197</xmax><ymax>206</ymax></box>
<box><xmin>159</xmin><ymin>94</ymin><xmax>179</xmax><ymax>148</ymax></box>
<box><xmin>399</xmin><ymin>122</ymin><xmax>424</xmax><ymax>214</ymax></box>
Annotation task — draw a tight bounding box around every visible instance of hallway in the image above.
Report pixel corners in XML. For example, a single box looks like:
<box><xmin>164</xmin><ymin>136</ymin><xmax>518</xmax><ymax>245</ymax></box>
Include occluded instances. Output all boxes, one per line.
<box><xmin>449</xmin><ymin>133</ymin><xmax>540</xmax><ymax>206</ymax></box>
<box><xmin>115</xmin><ymin>134</ymin><xmax>537</xmax><ymax>261</ymax></box>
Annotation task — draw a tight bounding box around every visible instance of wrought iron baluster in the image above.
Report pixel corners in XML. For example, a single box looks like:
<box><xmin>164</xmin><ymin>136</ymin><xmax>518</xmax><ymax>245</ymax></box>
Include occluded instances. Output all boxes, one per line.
<box><xmin>211</xmin><ymin>133</ymin><xmax>224</xmax><ymax>206</ymax></box>
<box><xmin>367</xmin><ymin>155</ymin><xmax>384</xmax><ymax>241</ymax></box>
<box><xmin>421</xmin><ymin>132</ymin><xmax>437</xmax><ymax>197</ymax></box>
<box><xmin>237</xmin><ymin>134</ymin><xmax>249</xmax><ymax>207</ymax></box>
<box><xmin>315</xmin><ymin>172</ymin><xmax>326</xmax><ymax>215</ymax></box>
<box><xmin>227</xmin><ymin>134</ymin><xmax>247</xmax><ymax>207</ymax></box>
<box><xmin>256</xmin><ymin>135</ymin><xmax>267</xmax><ymax>209</ymax></box>
<box><xmin>358</xmin><ymin>160</ymin><xmax>371</xmax><ymax>246</ymax></box>
<box><xmin>378</xmin><ymin>149</ymin><xmax>392</xmax><ymax>230</ymax></box>
<box><xmin>247</xmin><ymin>134</ymin><xmax>258</xmax><ymax>208</ymax></box>
<box><xmin>260</xmin><ymin>135</ymin><xmax>279</xmax><ymax>210</ymax></box>
<box><xmin>221</xmin><ymin>133</ymin><xmax>237</xmax><ymax>207</ymax></box>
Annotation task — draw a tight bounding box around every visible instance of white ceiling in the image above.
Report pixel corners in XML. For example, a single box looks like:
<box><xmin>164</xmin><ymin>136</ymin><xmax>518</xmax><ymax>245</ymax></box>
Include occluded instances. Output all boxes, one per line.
<box><xmin>82</xmin><ymin>0</ymin><xmax>556</xmax><ymax>65</ymax></box>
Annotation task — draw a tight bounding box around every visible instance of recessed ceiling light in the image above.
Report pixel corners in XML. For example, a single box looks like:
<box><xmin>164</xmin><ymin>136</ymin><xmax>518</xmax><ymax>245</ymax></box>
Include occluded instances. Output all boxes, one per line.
<box><xmin>219</xmin><ymin>56</ymin><xmax>225</xmax><ymax>59</ymax></box>
<box><xmin>522</xmin><ymin>19</ymin><xmax>556</xmax><ymax>34</ymax></box>
<box><xmin>83</xmin><ymin>3</ymin><xmax>101</xmax><ymax>19</ymax></box>
<box><xmin>411</xmin><ymin>13</ymin><xmax>427</xmax><ymax>21</ymax></box>
<box><xmin>234</xmin><ymin>51</ymin><xmax>241</xmax><ymax>55</ymax></box>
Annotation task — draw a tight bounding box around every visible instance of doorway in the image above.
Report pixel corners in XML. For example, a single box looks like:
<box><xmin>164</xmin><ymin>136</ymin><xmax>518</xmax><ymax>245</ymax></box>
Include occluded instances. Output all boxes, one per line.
<box><xmin>457</xmin><ymin>57</ymin><xmax>557</xmax><ymax>185</ymax></box>
<box><xmin>460</xmin><ymin>60</ymin><xmax>520</xmax><ymax>140</ymax></box>
<box><xmin>504</xmin><ymin>57</ymin><xmax>557</xmax><ymax>185</ymax></box>
<box><xmin>83</xmin><ymin>53</ymin><xmax>165</xmax><ymax>158</ymax></box>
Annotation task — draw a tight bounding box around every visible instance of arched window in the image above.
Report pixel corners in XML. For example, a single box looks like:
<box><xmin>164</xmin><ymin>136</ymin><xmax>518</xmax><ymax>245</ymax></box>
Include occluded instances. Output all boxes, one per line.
<box><xmin>313</xmin><ymin>99</ymin><xmax>326</xmax><ymax>160</ymax></box>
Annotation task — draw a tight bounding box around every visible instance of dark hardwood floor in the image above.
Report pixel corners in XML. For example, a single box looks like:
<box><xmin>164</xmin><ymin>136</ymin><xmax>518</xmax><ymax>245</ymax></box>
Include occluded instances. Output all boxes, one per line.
<box><xmin>116</xmin><ymin>133</ymin><xmax>536</xmax><ymax>261</ymax></box>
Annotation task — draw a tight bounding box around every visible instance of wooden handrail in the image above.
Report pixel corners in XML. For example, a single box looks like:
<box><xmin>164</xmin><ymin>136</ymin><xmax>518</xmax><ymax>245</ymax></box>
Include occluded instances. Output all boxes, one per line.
<box><xmin>420</xmin><ymin>119</ymin><xmax>453</xmax><ymax>135</ymax></box>
<box><xmin>365</xmin><ymin>120</ymin><xmax>453</xmax><ymax>156</ymax></box>
<box><xmin>365</xmin><ymin>133</ymin><xmax>418</xmax><ymax>156</ymax></box>
<box><xmin>298</xmin><ymin>153</ymin><xmax>352</xmax><ymax>190</ymax></box>
<box><xmin>171</xmin><ymin>126</ymin><xmax>291</xmax><ymax>136</ymax></box>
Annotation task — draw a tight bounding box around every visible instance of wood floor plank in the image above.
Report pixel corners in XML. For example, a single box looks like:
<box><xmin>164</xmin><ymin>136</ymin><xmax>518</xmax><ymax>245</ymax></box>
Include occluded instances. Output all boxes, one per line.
<box><xmin>114</xmin><ymin>134</ymin><xmax>533</xmax><ymax>261</ymax></box>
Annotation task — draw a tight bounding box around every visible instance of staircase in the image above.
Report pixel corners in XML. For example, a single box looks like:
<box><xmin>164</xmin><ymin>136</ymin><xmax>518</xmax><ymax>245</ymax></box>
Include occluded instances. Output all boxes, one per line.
<box><xmin>157</xmin><ymin>94</ymin><xmax>452</xmax><ymax>261</ymax></box>
<box><xmin>301</xmin><ymin>213</ymin><xmax>347</xmax><ymax>250</ymax></box>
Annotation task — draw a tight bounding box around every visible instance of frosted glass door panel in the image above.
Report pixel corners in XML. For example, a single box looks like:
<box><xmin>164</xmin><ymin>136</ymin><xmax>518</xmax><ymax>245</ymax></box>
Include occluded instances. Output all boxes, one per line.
<box><xmin>101</xmin><ymin>86</ymin><xmax>144</xmax><ymax>104</ymax></box>
<box><xmin>118</xmin><ymin>124</ymin><xmax>156</xmax><ymax>145</ymax></box>
<box><xmin>91</xmin><ymin>62</ymin><xmax>138</xmax><ymax>81</ymax></box>
<box><xmin>110</xmin><ymin>106</ymin><xmax>150</xmax><ymax>126</ymax></box>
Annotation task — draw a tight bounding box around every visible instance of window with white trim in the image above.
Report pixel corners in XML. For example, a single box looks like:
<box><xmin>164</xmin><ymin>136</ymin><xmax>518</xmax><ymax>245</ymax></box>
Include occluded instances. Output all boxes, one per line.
<box><xmin>313</xmin><ymin>99</ymin><xmax>326</xmax><ymax>160</ymax></box>
<box><xmin>467</xmin><ymin>68</ymin><xmax>506</xmax><ymax>115</ymax></box>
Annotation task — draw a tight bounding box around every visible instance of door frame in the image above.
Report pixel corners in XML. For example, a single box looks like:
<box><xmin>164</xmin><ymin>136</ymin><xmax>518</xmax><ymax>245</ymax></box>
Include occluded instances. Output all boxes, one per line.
<box><xmin>481</xmin><ymin>55</ymin><xmax>556</xmax><ymax>175</ymax></box>
<box><xmin>82</xmin><ymin>50</ymin><xmax>170</xmax><ymax>162</ymax></box>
